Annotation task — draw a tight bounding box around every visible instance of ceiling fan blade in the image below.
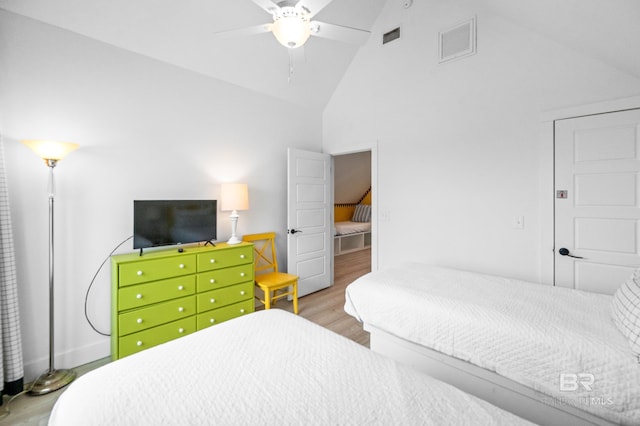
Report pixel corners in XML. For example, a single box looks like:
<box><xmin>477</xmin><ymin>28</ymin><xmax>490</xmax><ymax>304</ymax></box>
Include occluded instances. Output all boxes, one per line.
<box><xmin>297</xmin><ymin>0</ymin><xmax>333</xmax><ymax>18</ymax></box>
<box><xmin>310</xmin><ymin>21</ymin><xmax>370</xmax><ymax>45</ymax></box>
<box><xmin>251</xmin><ymin>0</ymin><xmax>281</xmax><ymax>15</ymax></box>
<box><xmin>214</xmin><ymin>23</ymin><xmax>273</xmax><ymax>39</ymax></box>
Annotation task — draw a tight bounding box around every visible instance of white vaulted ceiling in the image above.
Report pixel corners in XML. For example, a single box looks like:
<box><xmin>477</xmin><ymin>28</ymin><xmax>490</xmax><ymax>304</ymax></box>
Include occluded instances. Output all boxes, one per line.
<box><xmin>484</xmin><ymin>0</ymin><xmax>640</xmax><ymax>80</ymax></box>
<box><xmin>0</xmin><ymin>0</ymin><xmax>386</xmax><ymax>110</ymax></box>
<box><xmin>1</xmin><ymin>0</ymin><xmax>639</xmax><ymax>110</ymax></box>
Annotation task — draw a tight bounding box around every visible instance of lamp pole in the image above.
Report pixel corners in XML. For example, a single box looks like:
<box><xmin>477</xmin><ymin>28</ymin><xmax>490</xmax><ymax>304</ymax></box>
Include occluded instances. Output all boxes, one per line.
<box><xmin>29</xmin><ymin>158</ymin><xmax>77</xmax><ymax>395</ymax></box>
<box><xmin>47</xmin><ymin>160</ymin><xmax>55</xmax><ymax>375</ymax></box>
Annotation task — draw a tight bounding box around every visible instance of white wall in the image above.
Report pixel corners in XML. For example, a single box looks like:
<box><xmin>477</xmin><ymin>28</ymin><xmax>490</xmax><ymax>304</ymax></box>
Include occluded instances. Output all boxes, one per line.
<box><xmin>334</xmin><ymin>151</ymin><xmax>371</xmax><ymax>204</ymax></box>
<box><xmin>323</xmin><ymin>0</ymin><xmax>640</xmax><ymax>281</ymax></box>
<box><xmin>0</xmin><ymin>10</ymin><xmax>321</xmax><ymax>379</ymax></box>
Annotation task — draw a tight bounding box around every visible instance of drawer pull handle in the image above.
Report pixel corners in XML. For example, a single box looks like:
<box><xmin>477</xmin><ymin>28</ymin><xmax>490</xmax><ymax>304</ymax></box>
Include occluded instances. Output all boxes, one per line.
<box><xmin>210</xmin><ymin>279</ymin><xmax>215</xmax><ymax>284</ymax></box>
<box><xmin>178</xmin><ymin>328</ymin><xmax>184</xmax><ymax>333</ymax></box>
<box><xmin>210</xmin><ymin>318</ymin><xmax>215</xmax><ymax>324</ymax></box>
<box><xmin>240</xmin><ymin>272</ymin><xmax>246</xmax><ymax>277</ymax></box>
<box><xmin>240</xmin><ymin>254</ymin><xmax>245</xmax><ymax>259</ymax></box>
<box><xmin>240</xmin><ymin>309</ymin><xmax>245</xmax><ymax>313</ymax></box>
<box><xmin>178</xmin><ymin>307</ymin><xmax>184</xmax><ymax>312</ymax></box>
<box><xmin>178</xmin><ymin>285</ymin><xmax>184</xmax><ymax>291</ymax></box>
<box><xmin>136</xmin><ymin>294</ymin><xmax>142</xmax><ymax>299</ymax></box>
<box><xmin>137</xmin><ymin>270</ymin><xmax>143</xmax><ymax>276</ymax></box>
<box><xmin>179</xmin><ymin>264</ymin><xmax>185</xmax><ymax>269</ymax></box>
<box><xmin>240</xmin><ymin>291</ymin><xmax>246</xmax><ymax>296</ymax></box>
<box><xmin>137</xmin><ymin>318</ymin><xmax>143</xmax><ymax>324</ymax></box>
<box><xmin>209</xmin><ymin>259</ymin><xmax>216</xmax><ymax>264</ymax></box>
<box><xmin>137</xmin><ymin>341</ymin><xmax>143</xmax><ymax>346</ymax></box>
<box><xmin>210</xmin><ymin>298</ymin><xmax>216</xmax><ymax>304</ymax></box>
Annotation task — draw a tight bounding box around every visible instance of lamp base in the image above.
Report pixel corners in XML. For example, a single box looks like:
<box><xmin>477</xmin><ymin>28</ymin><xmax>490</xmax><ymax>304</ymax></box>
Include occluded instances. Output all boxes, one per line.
<box><xmin>227</xmin><ymin>236</ymin><xmax>242</xmax><ymax>245</ymax></box>
<box><xmin>29</xmin><ymin>368</ymin><xmax>76</xmax><ymax>396</ymax></box>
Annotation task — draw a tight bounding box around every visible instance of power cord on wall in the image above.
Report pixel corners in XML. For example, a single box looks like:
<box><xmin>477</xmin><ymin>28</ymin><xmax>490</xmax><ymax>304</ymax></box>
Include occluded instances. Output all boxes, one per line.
<box><xmin>84</xmin><ymin>235</ymin><xmax>133</xmax><ymax>336</ymax></box>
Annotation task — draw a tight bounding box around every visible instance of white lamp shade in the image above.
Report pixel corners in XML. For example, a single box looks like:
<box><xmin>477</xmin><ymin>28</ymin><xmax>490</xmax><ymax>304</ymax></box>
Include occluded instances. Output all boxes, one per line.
<box><xmin>272</xmin><ymin>15</ymin><xmax>311</xmax><ymax>48</ymax></box>
<box><xmin>21</xmin><ymin>140</ymin><xmax>79</xmax><ymax>161</ymax></box>
<box><xmin>221</xmin><ymin>183</ymin><xmax>249</xmax><ymax>211</ymax></box>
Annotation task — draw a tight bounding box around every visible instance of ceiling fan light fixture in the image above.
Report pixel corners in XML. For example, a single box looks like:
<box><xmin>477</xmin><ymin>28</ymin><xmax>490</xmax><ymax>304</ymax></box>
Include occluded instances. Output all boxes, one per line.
<box><xmin>272</xmin><ymin>9</ymin><xmax>311</xmax><ymax>48</ymax></box>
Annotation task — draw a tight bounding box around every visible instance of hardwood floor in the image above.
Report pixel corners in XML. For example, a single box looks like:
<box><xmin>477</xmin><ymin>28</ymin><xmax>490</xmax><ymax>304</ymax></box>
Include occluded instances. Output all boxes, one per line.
<box><xmin>0</xmin><ymin>248</ymin><xmax>371</xmax><ymax>425</ymax></box>
<box><xmin>263</xmin><ymin>247</ymin><xmax>371</xmax><ymax>347</ymax></box>
<box><xmin>0</xmin><ymin>357</ymin><xmax>110</xmax><ymax>426</ymax></box>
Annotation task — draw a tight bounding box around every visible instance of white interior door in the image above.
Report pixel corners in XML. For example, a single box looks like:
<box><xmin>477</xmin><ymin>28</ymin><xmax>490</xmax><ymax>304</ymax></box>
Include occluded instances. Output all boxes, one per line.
<box><xmin>287</xmin><ymin>148</ymin><xmax>332</xmax><ymax>297</ymax></box>
<box><xmin>554</xmin><ymin>108</ymin><xmax>640</xmax><ymax>294</ymax></box>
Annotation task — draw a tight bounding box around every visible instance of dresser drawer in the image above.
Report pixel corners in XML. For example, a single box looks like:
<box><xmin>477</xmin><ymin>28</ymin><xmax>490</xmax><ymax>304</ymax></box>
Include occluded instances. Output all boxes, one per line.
<box><xmin>119</xmin><ymin>295</ymin><xmax>195</xmax><ymax>336</ymax></box>
<box><xmin>197</xmin><ymin>281</ymin><xmax>253</xmax><ymax>313</ymax></box>
<box><xmin>197</xmin><ymin>299</ymin><xmax>253</xmax><ymax>330</ymax></box>
<box><xmin>119</xmin><ymin>255</ymin><xmax>196</xmax><ymax>287</ymax></box>
<box><xmin>118</xmin><ymin>275</ymin><xmax>196</xmax><ymax>311</ymax></box>
<box><xmin>196</xmin><ymin>264</ymin><xmax>253</xmax><ymax>292</ymax></box>
<box><xmin>197</xmin><ymin>245</ymin><xmax>253</xmax><ymax>272</ymax></box>
<box><xmin>118</xmin><ymin>317</ymin><xmax>196</xmax><ymax>358</ymax></box>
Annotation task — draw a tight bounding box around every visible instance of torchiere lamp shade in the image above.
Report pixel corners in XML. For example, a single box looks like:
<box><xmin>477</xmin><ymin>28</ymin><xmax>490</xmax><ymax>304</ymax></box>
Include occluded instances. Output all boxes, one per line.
<box><xmin>21</xmin><ymin>140</ymin><xmax>79</xmax><ymax>162</ymax></box>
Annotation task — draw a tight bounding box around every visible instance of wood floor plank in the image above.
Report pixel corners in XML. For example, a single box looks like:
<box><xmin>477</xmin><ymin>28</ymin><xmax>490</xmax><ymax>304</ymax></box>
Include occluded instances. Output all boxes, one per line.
<box><xmin>266</xmin><ymin>248</ymin><xmax>371</xmax><ymax>347</ymax></box>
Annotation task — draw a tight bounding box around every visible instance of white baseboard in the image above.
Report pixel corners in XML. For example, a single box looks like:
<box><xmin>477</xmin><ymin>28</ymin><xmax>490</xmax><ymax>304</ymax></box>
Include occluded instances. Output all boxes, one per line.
<box><xmin>24</xmin><ymin>340</ymin><xmax>110</xmax><ymax>382</ymax></box>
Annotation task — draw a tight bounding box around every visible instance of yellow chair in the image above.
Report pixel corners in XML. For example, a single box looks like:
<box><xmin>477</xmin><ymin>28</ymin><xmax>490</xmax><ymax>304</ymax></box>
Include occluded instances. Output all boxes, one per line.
<box><xmin>242</xmin><ymin>232</ymin><xmax>299</xmax><ymax>315</ymax></box>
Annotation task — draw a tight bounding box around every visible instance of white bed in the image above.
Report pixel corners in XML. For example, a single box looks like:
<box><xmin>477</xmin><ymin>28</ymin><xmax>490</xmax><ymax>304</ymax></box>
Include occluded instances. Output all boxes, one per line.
<box><xmin>49</xmin><ymin>309</ymin><xmax>530</xmax><ymax>425</ymax></box>
<box><xmin>344</xmin><ymin>263</ymin><xmax>640</xmax><ymax>426</ymax></box>
<box><xmin>334</xmin><ymin>221</ymin><xmax>371</xmax><ymax>255</ymax></box>
<box><xmin>334</xmin><ymin>220</ymin><xmax>371</xmax><ymax>236</ymax></box>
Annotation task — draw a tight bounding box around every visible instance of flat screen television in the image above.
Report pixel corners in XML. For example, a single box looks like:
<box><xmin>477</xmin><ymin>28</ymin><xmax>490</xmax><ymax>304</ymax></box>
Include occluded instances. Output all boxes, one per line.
<box><xmin>133</xmin><ymin>200</ymin><xmax>217</xmax><ymax>251</ymax></box>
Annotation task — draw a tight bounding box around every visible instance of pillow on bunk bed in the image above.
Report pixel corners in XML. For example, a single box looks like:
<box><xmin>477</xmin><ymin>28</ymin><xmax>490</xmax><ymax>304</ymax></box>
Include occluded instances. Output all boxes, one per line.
<box><xmin>611</xmin><ymin>268</ymin><xmax>640</xmax><ymax>360</ymax></box>
<box><xmin>352</xmin><ymin>204</ymin><xmax>371</xmax><ymax>222</ymax></box>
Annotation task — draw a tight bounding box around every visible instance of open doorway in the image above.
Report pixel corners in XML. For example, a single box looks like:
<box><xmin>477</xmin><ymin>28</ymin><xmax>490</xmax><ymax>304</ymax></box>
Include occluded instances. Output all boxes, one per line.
<box><xmin>332</xmin><ymin>151</ymin><xmax>372</xmax><ymax>284</ymax></box>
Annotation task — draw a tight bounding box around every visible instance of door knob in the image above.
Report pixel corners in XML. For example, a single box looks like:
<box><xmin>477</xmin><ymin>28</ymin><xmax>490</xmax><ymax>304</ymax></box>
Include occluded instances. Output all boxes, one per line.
<box><xmin>288</xmin><ymin>229</ymin><xmax>302</xmax><ymax>234</ymax></box>
<box><xmin>559</xmin><ymin>248</ymin><xmax>584</xmax><ymax>259</ymax></box>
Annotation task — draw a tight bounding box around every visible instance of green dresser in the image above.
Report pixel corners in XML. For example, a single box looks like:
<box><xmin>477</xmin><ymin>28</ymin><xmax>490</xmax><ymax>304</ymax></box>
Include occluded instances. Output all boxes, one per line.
<box><xmin>111</xmin><ymin>242</ymin><xmax>254</xmax><ymax>360</ymax></box>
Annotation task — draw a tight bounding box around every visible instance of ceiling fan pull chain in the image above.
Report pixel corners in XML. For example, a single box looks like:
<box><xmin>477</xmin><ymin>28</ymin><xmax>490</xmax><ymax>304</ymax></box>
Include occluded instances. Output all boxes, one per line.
<box><xmin>288</xmin><ymin>49</ymin><xmax>294</xmax><ymax>83</ymax></box>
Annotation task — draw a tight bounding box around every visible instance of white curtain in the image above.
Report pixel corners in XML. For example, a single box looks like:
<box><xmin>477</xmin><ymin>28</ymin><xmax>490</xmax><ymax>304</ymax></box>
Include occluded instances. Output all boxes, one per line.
<box><xmin>0</xmin><ymin>135</ymin><xmax>24</xmax><ymax>399</ymax></box>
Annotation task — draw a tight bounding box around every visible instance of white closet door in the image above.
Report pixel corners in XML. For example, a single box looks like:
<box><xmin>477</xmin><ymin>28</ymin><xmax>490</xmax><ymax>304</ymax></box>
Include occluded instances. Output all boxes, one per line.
<box><xmin>554</xmin><ymin>108</ymin><xmax>640</xmax><ymax>294</ymax></box>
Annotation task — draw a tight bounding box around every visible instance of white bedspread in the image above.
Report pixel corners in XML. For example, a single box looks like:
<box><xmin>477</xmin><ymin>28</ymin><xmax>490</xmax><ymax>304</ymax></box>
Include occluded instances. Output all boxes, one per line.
<box><xmin>334</xmin><ymin>220</ymin><xmax>371</xmax><ymax>236</ymax></box>
<box><xmin>344</xmin><ymin>263</ymin><xmax>640</xmax><ymax>425</ymax></box>
<box><xmin>49</xmin><ymin>309</ymin><xmax>529</xmax><ymax>426</ymax></box>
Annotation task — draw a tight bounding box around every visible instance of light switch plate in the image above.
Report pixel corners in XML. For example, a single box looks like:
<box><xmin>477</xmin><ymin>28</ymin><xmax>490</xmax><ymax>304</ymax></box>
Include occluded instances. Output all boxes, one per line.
<box><xmin>512</xmin><ymin>216</ymin><xmax>524</xmax><ymax>229</ymax></box>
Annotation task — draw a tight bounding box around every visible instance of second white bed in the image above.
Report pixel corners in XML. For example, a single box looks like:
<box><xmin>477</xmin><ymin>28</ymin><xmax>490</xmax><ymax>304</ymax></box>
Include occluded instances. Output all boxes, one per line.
<box><xmin>344</xmin><ymin>263</ymin><xmax>640</xmax><ymax>425</ymax></box>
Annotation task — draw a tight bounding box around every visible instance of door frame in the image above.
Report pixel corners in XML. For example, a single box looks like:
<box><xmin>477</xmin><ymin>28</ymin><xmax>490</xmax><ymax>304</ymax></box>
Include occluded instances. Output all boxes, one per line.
<box><xmin>539</xmin><ymin>95</ymin><xmax>640</xmax><ymax>286</ymax></box>
<box><xmin>325</xmin><ymin>141</ymin><xmax>379</xmax><ymax>277</ymax></box>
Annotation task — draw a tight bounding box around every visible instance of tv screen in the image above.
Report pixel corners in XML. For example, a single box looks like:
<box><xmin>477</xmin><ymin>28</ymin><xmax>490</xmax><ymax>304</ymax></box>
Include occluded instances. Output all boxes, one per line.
<box><xmin>133</xmin><ymin>200</ymin><xmax>217</xmax><ymax>250</ymax></box>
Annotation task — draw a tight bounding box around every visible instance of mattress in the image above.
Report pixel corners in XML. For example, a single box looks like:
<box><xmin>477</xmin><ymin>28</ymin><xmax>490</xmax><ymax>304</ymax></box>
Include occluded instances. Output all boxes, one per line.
<box><xmin>334</xmin><ymin>220</ymin><xmax>371</xmax><ymax>236</ymax></box>
<box><xmin>344</xmin><ymin>263</ymin><xmax>640</xmax><ymax>425</ymax></box>
<box><xmin>50</xmin><ymin>310</ymin><xmax>529</xmax><ymax>425</ymax></box>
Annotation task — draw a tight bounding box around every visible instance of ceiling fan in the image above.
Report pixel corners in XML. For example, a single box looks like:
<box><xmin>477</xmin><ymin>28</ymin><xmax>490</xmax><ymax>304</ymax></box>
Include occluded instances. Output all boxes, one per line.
<box><xmin>219</xmin><ymin>0</ymin><xmax>371</xmax><ymax>49</ymax></box>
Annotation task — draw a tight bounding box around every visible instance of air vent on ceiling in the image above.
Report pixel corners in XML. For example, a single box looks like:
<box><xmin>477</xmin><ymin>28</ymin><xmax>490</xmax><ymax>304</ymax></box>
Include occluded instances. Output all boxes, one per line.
<box><xmin>382</xmin><ymin>27</ymin><xmax>401</xmax><ymax>45</ymax></box>
<box><xmin>438</xmin><ymin>17</ymin><xmax>476</xmax><ymax>63</ymax></box>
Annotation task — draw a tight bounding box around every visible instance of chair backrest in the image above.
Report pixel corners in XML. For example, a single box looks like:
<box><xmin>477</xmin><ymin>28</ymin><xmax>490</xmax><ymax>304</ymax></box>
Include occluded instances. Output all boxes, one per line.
<box><xmin>242</xmin><ymin>232</ymin><xmax>279</xmax><ymax>275</ymax></box>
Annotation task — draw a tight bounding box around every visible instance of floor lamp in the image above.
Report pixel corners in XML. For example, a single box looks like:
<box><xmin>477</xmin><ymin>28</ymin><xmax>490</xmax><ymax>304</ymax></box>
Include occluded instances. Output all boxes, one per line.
<box><xmin>21</xmin><ymin>139</ymin><xmax>78</xmax><ymax>395</ymax></box>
